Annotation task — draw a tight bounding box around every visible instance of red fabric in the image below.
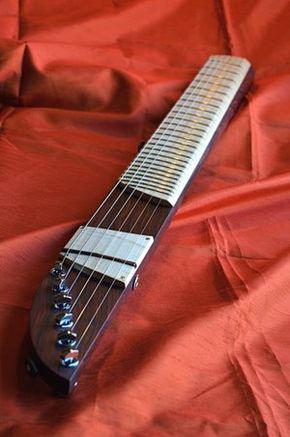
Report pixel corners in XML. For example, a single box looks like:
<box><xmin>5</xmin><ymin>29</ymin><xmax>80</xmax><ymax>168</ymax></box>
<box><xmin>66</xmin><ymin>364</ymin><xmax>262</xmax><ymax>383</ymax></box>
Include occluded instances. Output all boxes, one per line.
<box><xmin>1</xmin><ymin>1</ymin><xmax>290</xmax><ymax>435</ymax></box>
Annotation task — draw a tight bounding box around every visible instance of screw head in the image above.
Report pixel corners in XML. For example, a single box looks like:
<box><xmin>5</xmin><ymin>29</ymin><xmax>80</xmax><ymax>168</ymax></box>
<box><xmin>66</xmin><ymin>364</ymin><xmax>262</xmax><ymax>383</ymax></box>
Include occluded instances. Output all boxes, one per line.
<box><xmin>132</xmin><ymin>274</ymin><xmax>139</xmax><ymax>290</ymax></box>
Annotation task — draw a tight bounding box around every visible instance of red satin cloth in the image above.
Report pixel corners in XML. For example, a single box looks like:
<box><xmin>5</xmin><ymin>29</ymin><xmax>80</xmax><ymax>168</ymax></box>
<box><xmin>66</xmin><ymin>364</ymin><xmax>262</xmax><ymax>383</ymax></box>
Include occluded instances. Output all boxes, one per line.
<box><xmin>1</xmin><ymin>1</ymin><xmax>290</xmax><ymax>435</ymax></box>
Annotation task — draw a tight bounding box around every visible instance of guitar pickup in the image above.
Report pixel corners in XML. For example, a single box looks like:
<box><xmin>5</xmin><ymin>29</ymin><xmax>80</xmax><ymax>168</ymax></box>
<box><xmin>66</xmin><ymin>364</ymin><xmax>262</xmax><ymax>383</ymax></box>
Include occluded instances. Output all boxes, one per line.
<box><xmin>61</xmin><ymin>226</ymin><xmax>154</xmax><ymax>288</ymax></box>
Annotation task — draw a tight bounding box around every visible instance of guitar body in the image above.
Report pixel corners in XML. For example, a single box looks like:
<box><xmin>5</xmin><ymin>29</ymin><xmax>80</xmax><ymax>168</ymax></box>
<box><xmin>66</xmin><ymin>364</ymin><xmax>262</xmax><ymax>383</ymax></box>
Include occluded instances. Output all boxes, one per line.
<box><xmin>27</xmin><ymin>56</ymin><xmax>254</xmax><ymax>395</ymax></box>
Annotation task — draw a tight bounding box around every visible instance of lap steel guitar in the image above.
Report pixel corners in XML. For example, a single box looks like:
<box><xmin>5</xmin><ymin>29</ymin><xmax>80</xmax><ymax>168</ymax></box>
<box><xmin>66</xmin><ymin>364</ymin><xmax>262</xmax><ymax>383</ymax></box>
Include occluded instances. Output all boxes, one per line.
<box><xmin>26</xmin><ymin>55</ymin><xmax>253</xmax><ymax>395</ymax></box>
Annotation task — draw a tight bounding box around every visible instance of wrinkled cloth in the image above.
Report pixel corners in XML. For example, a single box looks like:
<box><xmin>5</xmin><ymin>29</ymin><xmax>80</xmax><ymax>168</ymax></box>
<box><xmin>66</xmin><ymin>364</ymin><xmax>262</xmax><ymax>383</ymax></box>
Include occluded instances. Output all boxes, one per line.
<box><xmin>1</xmin><ymin>1</ymin><xmax>290</xmax><ymax>436</ymax></box>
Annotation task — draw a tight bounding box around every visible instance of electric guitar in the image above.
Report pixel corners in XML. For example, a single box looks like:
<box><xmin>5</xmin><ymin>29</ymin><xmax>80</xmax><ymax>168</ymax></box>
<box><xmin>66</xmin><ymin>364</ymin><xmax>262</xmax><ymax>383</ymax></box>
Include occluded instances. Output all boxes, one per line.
<box><xmin>26</xmin><ymin>55</ymin><xmax>253</xmax><ymax>395</ymax></box>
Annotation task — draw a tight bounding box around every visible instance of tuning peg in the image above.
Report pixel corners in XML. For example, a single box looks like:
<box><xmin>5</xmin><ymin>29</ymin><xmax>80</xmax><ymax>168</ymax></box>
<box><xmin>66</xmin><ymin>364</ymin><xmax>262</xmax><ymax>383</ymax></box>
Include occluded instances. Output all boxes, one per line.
<box><xmin>60</xmin><ymin>349</ymin><xmax>79</xmax><ymax>368</ymax></box>
<box><xmin>53</xmin><ymin>294</ymin><xmax>72</xmax><ymax>311</ymax></box>
<box><xmin>52</xmin><ymin>278</ymin><xmax>69</xmax><ymax>294</ymax></box>
<box><xmin>50</xmin><ymin>262</ymin><xmax>66</xmax><ymax>278</ymax></box>
<box><xmin>56</xmin><ymin>330</ymin><xmax>77</xmax><ymax>347</ymax></box>
<box><xmin>55</xmin><ymin>312</ymin><xmax>74</xmax><ymax>329</ymax></box>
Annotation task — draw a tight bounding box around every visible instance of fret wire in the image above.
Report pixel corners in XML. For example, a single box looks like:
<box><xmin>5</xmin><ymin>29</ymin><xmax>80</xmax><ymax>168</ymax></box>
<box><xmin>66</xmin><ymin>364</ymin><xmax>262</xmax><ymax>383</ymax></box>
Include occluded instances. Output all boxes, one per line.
<box><xmin>201</xmin><ymin>73</ymin><xmax>238</xmax><ymax>84</ymax></box>
<box><xmin>203</xmin><ymin>65</ymin><xmax>240</xmax><ymax>75</ymax></box>
<box><xmin>131</xmin><ymin>159</ymin><xmax>188</xmax><ymax>173</ymax></box>
<box><xmin>149</xmin><ymin>136</ymin><xmax>199</xmax><ymax>150</ymax></box>
<box><xmin>149</xmin><ymin>134</ymin><xmax>199</xmax><ymax>147</ymax></box>
<box><xmin>128</xmin><ymin>182</ymin><xmax>176</xmax><ymax>195</ymax></box>
<box><xmin>123</xmin><ymin>174</ymin><xmax>178</xmax><ymax>190</ymax></box>
<box><xmin>179</xmin><ymin>99</ymin><xmax>223</xmax><ymax>111</ymax></box>
<box><xmin>194</xmin><ymin>79</ymin><xmax>232</xmax><ymax>90</ymax></box>
<box><xmin>125</xmin><ymin>163</ymin><xmax>186</xmax><ymax>179</ymax></box>
<box><xmin>182</xmin><ymin>99</ymin><xmax>223</xmax><ymax>109</ymax></box>
<box><xmin>139</xmin><ymin>152</ymin><xmax>188</xmax><ymax>168</ymax></box>
<box><xmin>181</xmin><ymin>88</ymin><xmax>226</xmax><ymax>103</ymax></box>
<box><xmin>163</xmin><ymin>117</ymin><xmax>213</xmax><ymax>130</ymax></box>
<box><xmin>178</xmin><ymin>104</ymin><xmax>220</xmax><ymax>116</ymax></box>
<box><xmin>124</xmin><ymin>174</ymin><xmax>180</xmax><ymax>187</ymax></box>
<box><xmin>128</xmin><ymin>163</ymin><xmax>182</xmax><ymax>178</ymax></box>
<box><xmin>129</xmin><ymin>161</ymin><xmax>186</xmax><ymax>177</ymax></box>
<box><xmin>146</xmin><ymin>143</ymin><xmax>196</xmax><ymax>158</ymax></box>
<box><xmin>142</xmin><ymin>142</ymin><xmax>195</xmax><ymax>156</ymax></box>
<box><xmin>161</xmin><ymin>123</ymin><xmax>210</xmax><ymax>135</ymax></box>
<box><xmin>173</xmin><ymin>110</ymin><xmax>214</xmax><ymax>122</ymax></box>
<box><xmin>189</xmin><ymin>73</ymin><xmax>237</xmax><ymax>88</ymax></box>
<box><xmin>202</xmin><ymin>71</ymin><xmax>239</xmax><ymax>81</ymax></box>
<box><xmin>165</xmin><ymin>116</ymin><xmax>210</xmax><ymax>128</ymax></box>
<box><xmin>130</xmin><ymin>156</ymin><xmax>186</xmax><ymax>171</ymax></box>
<box><xmin>164</xmin><ymin>124</ymin><xmax>207</xmax><ymax>135</ymax></box>
<box><xmin>204</xmin><ymin>58</ymin><xmax>242</xmax><ymax>68</ymax></box>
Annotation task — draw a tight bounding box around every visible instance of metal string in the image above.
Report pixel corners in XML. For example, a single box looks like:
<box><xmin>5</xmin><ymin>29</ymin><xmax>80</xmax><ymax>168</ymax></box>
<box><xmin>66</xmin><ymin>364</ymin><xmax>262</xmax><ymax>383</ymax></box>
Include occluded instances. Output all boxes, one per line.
<box><xmin>60</xmin><ymin>56</ymin><xmax>221</xmax><ymax>284</ymax></box>
<box><xmin>68</xmin><ymin>57</ymin><xmax>223</xmax><ymax>315</ymax></box>
<box><xmin>75</xmin><ymin>196</ymin><xmax>161</xmax><ymax>347</ymax></box>
<box><xmin>74</xmin><ymin>57</ymin><xmax>236</xmax><ymax>344</ymax></box>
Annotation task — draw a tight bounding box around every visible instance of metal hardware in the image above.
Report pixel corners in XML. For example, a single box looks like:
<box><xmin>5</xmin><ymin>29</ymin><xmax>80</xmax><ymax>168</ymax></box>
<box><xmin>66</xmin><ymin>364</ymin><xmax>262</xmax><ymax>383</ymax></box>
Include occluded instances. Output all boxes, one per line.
<box><xmin>53</xmin><ymin>294</ymin><xmax>72</xmax><ymax>311</ymax></box>
<box><xmin>62</xmin><ymin>227</ymin><xmax>154</xmax><ymax>287</ymax></box>
<box><xmin>60</xmin><ymin>349</ymin><xmax>79</xmax><ymax>368</ymax></box>
<box><xmin>56</xmin><ymin>330</ymin><xmax>77</xmax><ymax>347</ymax></box>
<box><xmin>52</xmin><ymin>278</ymin><xmax>69</xmax><ymax>294</ymax></box>
<box><xmin>55</xmin><ymin>312</ymin><xmax>74</xmax><ymax>329</ymax></box>
<box><xmin>132</xmin><ymin>274</ymin><xmax>139</xmax><ymax>290</ymax></box>
<box><xmin>50</xmin><ymin>263</ymin><xmax>66</xmax><ymax>278</ymax></box>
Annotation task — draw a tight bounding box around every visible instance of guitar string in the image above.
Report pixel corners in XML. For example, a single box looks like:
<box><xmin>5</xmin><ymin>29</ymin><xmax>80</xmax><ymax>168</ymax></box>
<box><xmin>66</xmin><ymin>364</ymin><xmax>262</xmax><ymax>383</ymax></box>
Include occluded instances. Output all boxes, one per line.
<box><xmin>76</xmin><ymin>197</ymin><xmax>161</xmax><ymax>348</ymax></box>
<box><xmin>63</xmin><ymin>57</ymin><xmax>219</xmax><ymax>300</ymax></box>
<box><xmin>73</xmin><ymin>58</ymin><xmax>239</xmax><ymax>344</ymax></box>
<box><xmin>59</xmin><ymin>59</ymin><xmax>213</xmax><ymax>279</ymax></box>
<box><xmin>71</xmin><ymin>57</ymin><xmax>240</xmax><ymax>327</ymax></box>
<box><xmin>60</xmin><ymin>56</ymin><xmax>241</xmax><ymax>280</ymax></box>
<box><xmin>61</xmin><ymin>56</ymin><xmax>237</xmax><ymax>286</ymax></box>
<box><xmin>68</xmin><ymin>57</ymin><xmax>224</xmax><ymax>315</ymax></box>
<box><xmin>75</xmin><ymin>57</ymin><xmax>246</xmax><ymax>347</ymax></box>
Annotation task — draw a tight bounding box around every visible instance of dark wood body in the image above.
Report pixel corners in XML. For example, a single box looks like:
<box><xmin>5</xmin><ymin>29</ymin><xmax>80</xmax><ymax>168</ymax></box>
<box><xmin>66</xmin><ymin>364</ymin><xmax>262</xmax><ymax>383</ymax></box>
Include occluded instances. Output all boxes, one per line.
<box><xmin>28</xmin><ymin>67</ymin><xmax>254</xmax><ymax>395</ymax></box>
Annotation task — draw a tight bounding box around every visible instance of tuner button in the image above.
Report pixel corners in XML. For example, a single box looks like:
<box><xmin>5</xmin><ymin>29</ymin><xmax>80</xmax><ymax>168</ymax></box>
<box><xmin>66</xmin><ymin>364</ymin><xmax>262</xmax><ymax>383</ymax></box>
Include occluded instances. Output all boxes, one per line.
<box><xmin>53</xmin><ymin>294</ymin><xmax>72</xmax><ymax>311</ymax></box>
<box><xmin>52</xmin><ymin>278</ymin><xmax>69</xmax><ymax>294</ymax></box>
<box><xmin>55</xmin><ymin>312</ymin><xmax>74</xmax><ymax>329</ymax></box>
<box><xmin>60</xmin><ymin>349</ymin><xmax>79</xmax><ymax>368</ymax></box>
<box><xmin>50</xmin><ymin>263</ymin><xmax>66</xmax><ymax>278</ymax></box>
<box><xmin>56</xmin><ymin>330</ymin><xmax>77</xmax><ymax>347</ymax></box>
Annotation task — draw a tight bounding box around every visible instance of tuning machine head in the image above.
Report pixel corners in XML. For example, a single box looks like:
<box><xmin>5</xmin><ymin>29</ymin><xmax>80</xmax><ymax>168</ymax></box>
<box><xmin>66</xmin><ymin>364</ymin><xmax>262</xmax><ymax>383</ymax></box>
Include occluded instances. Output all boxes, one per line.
<box><xmin>53</xmin><ymin>294</ymin><xmax>72</xmax><ymax>311</ymax></box>
<box><xmin>56</xmin><ymin>330</ymin><xmax>77</xmax><ymax>348</ymax></box>
<box><xmin>50</xmin><ymin>262</ymin><xmax>66</xmax><ymax>279</ymax></box>
<box><xmin>55</xmin><ymin>312</ymin><xmax>74</xmax><ymax>329</ymax></box>
<box><xmin>60</xmin><ymin>349</ymin><xmax>79</xmax><ymax>368</ymax></box>
<box><xmin>52</xmin><ymin>278</ymin><xmax>69</xmax><ymax>294</ymax></box>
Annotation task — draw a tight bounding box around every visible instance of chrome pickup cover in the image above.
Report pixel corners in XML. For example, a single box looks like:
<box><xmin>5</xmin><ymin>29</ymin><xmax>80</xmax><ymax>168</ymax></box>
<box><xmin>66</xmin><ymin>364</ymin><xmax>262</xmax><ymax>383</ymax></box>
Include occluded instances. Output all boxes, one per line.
<box><xmin>62</xmin><ymin>226</ymin><xmax>154</xmax><ymax>287</ymax></box>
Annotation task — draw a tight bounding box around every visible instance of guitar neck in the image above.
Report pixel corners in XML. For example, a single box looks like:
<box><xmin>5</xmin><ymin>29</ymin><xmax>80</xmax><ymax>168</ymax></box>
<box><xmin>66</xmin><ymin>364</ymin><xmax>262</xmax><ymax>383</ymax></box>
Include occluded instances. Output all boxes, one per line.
<box><xmin>120</xmin><ymin>55</ymin><xmax>252</xmax><ymax>206</ymax></box>
<box><xmin>28</xmin><ymin>55</ymin><xmax>253</xmax><ymax>395</ymax></box>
